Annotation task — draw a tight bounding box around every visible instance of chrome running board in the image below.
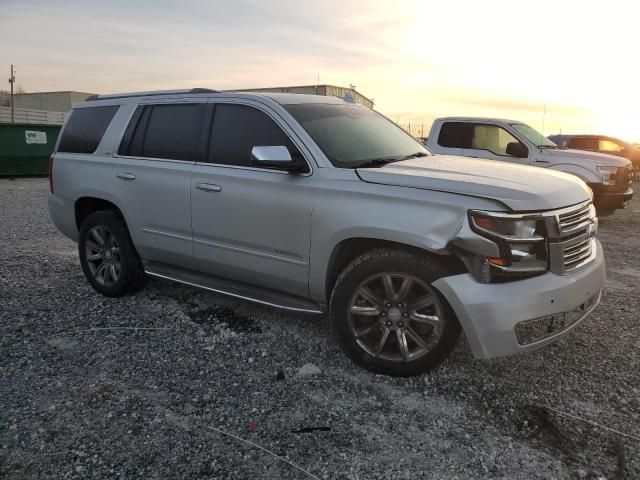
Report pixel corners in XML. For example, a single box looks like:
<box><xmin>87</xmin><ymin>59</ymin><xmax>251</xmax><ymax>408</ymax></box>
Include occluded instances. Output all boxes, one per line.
<box><xmin>144</xmin><ymin>261</ymin><xmax>324</xmax><ymax>314</ymax></box>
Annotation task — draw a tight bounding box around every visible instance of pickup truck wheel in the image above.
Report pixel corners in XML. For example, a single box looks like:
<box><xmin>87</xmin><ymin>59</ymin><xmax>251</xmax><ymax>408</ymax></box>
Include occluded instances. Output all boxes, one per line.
<box><xmin>330</xmin><ymin>249</ymin><xmax>461</xmax><ymax>377</ymax></box>
<box><xmin>595</xmin><ymin>208</ymin><xmax>615</xmax><ymax>217</ymax></box>
<box><xmin>78</xmin><ymin>210</ymin><xmax>146</xmax><ymax>297</ymax></box>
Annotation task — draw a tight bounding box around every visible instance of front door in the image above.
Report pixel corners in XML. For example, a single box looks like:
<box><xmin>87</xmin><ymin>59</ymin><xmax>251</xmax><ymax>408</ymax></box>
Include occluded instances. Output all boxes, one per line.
<box><xmin>461</xmin><ymin>123</ymin><xmax>531</xmax><ymax>165</ymax></box>
<box><xmin>191</xmin><ymin>102</ymin><xmax>314</xmax><ymax>298</ymax></box>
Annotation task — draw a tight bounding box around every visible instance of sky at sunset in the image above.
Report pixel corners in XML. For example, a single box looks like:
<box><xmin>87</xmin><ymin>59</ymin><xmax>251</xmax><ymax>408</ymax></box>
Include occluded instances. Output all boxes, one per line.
<box><xmin>1</xmin><ymin>0</ymin><xmax>639</xmax><ymax>141</ymax></box>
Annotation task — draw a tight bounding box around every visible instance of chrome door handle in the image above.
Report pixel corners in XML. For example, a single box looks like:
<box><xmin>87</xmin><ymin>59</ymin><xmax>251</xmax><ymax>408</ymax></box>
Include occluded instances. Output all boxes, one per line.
<box><xmin>196</xmin><ymin>183</ymin><xmax>222</xmax><ymax>192</ymax></box>
<box><xmin>116</xmin><ymin>172</ymin><xmax>136</xmax><ymax>180</ymax></box>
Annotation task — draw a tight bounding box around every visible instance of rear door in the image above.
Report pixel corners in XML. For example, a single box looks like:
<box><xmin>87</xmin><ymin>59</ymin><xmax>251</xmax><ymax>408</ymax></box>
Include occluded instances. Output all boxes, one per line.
<box><xmin>190</xmin><ymin>101</ymin><xmax>314</xmax><ymax>298</ymax></box>
<box><xmin>429</xmin><ymin>121</ymin><xmax>465</xmax><ymax>156</ymax></box>
<box><xmin>112</xmin><ymin>102</ymin><xmax>206</xmax><ymax>268</ymax></box>
<box><xmin>567</xmin><ymin>137</ymin><xmax>598</xmax><ymax>152</ymax></box>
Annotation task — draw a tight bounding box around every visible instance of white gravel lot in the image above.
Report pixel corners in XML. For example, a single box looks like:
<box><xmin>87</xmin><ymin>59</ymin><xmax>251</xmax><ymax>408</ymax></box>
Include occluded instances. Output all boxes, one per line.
<box><xmin>1</xmin><ymin>177</ymin><xmax>639</xmax><ymax>480</ymax></box>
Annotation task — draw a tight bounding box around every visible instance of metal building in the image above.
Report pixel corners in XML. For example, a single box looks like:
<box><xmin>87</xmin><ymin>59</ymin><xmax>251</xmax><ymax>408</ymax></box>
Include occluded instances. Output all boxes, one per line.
<box><xmin>231</xmin><ymin>85</ymin><xmax>374</xmax><ymax>109</ymax></box>
<box><xmin>12</xmin><ymin>91</ymin><xmax>97</xmax><ymax>112</ymax></box>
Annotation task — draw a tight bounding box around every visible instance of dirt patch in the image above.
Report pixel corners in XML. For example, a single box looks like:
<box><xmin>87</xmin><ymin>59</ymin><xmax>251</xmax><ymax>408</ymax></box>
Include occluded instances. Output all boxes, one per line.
<box><xmin>187</xmin><ymin>305</ymin><xmax>262</xmax><ymax>334</ymax></box>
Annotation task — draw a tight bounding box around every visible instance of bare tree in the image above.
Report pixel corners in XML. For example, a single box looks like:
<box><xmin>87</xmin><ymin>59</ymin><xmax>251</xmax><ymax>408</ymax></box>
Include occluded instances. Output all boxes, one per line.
<box><xmin>0</xmin><ymin>86</ymin><xmax>26</xmax><ymax>107</ymax></box>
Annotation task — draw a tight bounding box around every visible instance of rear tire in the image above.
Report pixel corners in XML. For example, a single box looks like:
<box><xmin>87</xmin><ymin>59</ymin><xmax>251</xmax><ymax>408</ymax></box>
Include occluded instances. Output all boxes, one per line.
<box><xmin>78</xmin><ymin>210</ymin><xmax>146</xmax><ymax>297</ymax></box>
<box><xmin>329</xmin><ymin>248</ymin><xmax>461</xmax><ymax>377</ymax></box>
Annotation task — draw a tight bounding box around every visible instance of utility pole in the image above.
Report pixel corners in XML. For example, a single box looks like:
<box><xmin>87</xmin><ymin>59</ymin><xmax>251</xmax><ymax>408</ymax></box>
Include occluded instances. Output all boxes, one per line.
<box><xmin>9</xmin><ymin>64</ymin><xmax>16</xmax><ymax>123</ymax></box>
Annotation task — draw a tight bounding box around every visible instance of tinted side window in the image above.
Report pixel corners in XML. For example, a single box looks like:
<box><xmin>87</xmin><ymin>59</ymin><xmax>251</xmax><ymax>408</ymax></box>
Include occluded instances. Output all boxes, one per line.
<box><xmin>568</xmin><ymin>137</ymin><xmax>597</xmax><ymax>149</ymax></box>
<box><xmin>141</xmin><ymin>104</ymin><xmax>203</xmax><ymax>161</ymax></box>
<box><xmin>119</xmin><ymin>106</ymin><xmax>151</xmax><ymax>157</ymax></box>
<box><xmin>437</xmin><ymin>122</ymin><xmax>474</xmax><ymax>148</ymax></box>
<box><xmin>58</xmin><ymin>106</ymin><xmax>119</xmax><ymax>153</ymax></box>
<box><xmin>209</xmin><ymin>104</ymin><xmax>303</xmax><ymax>168</ymax></box>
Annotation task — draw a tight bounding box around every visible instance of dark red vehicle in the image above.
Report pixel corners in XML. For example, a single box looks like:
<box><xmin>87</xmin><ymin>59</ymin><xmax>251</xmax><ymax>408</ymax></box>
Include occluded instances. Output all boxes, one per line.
<box><xmin>549</xmin><ymin>134</ymin><xmax>640</xmax><ymax>170</ymax></box>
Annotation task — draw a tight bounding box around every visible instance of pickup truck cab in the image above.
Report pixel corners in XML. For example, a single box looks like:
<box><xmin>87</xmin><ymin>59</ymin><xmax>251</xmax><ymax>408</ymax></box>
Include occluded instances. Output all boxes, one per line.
<box><xmin>49</xmin><ymin>91</ymin><xmax>604</xmax><ymax>376</ymax></box>
<box><xmin>427</xmin><ymin>117</ymin><xmax>633</xmax><ymax>214</ymax></box>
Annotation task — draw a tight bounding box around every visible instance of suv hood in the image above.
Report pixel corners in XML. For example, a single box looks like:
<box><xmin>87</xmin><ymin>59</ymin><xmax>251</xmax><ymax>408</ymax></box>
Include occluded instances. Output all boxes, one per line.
<box><xmin>357</xmin><ymin>155</ymin><xmax>592</xmax><ymax>211</ymax></box>
<box><xmin>540</xmin><ymin>148</ymin><xmax>631</xmax><ymax>167</ymax></box>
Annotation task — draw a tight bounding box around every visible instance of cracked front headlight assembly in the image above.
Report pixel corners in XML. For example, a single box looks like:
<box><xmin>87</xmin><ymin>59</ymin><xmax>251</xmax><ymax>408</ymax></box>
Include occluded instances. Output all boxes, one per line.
<box><xmin>466</xmin><ymin>211</ymin><xmax>549</xmax><ymax>282</ymax></box>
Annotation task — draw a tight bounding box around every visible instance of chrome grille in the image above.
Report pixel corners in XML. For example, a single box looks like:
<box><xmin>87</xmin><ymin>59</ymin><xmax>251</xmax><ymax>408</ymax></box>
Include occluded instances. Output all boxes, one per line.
<box><xmin>558</xmin><ymin>203</ymin><xmax>593</xmax><ymax>236</ymax></box>
<box><xmin>555</xmin><ymin>203</ymin><xmax>597</xmax><ymax>272</ymax></box>
<box><xmin>563</xmin><ymin>238</ymin><xmax>594</xmax><ymax>270</ymax></box>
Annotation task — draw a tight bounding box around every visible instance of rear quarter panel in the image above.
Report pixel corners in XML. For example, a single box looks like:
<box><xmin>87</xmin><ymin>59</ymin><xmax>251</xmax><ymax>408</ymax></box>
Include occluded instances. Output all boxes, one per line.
<box><xmin>50</xmin><ymin>103</ymin><xmax>132</xmax><ymax>239</ymax></box>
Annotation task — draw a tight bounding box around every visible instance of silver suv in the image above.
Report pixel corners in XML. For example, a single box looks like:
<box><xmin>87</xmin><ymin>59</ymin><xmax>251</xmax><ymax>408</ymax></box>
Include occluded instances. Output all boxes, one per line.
<box><xmin>48</xmin><ymin>89</ymin><xmax>605</xmax><ymax>376</ymax></box>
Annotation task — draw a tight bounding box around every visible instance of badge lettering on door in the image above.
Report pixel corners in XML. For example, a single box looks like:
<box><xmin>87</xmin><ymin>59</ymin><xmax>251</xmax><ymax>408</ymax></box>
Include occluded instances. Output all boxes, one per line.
<box><xmin>25</xmin><ymin>130</ymin><xmax>47</xmax><ymax>144</ymax></box>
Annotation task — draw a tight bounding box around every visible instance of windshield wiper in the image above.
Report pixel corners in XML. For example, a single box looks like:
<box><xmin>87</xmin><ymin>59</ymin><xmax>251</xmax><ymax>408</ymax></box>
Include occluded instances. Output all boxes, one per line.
<box><xmin>354</xmin><ymin>152</ymin><xmax>429</xmax><ymax>169</ymax></box>
<box><xmin>395</xmin><ymin>151</ymin><xmax>429</xmax><ymax>162</ymax></box>
<box><xmin>537</xmin><ymin>144</ymin><xmax>558</xmax><ymax>149</ymax></box>
<box><xmin>353</xmin><ymin>158</ymin><xmax>399</xmax><ymax>169</ymax></box>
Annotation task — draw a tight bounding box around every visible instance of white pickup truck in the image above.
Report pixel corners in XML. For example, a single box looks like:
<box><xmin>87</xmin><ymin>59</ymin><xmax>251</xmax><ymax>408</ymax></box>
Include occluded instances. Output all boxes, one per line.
<box><xmin>426</xmin><ymin>117</ymin><xmax>633</xmax><ymax>214</ymax></box>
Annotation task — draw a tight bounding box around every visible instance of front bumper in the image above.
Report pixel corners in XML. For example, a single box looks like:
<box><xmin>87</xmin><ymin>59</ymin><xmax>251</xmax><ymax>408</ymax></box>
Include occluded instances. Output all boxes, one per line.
<box><xmin>590</xmin><ymin>186</ymin><xmax>633</xmax><ymax>210</ymax></box>
<box><xmin>433</xmin><ymin>239</ymin><xmax>605</xmax><ymax>359</ymax></box>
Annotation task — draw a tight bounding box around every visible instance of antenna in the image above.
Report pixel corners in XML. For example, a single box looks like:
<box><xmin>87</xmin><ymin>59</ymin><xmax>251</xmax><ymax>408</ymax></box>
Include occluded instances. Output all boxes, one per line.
<box><xmin>541</xmin><ymin>102</ymin><xmax>547</xmax><ymax>136</ymax></box>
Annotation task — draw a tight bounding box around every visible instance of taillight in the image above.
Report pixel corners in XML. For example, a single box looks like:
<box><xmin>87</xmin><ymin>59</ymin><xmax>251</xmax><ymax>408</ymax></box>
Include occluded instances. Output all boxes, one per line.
<box><xmin>48</xmin><ymin>155</ymin><xmax>54</xmax><ymax>193</ymax></box>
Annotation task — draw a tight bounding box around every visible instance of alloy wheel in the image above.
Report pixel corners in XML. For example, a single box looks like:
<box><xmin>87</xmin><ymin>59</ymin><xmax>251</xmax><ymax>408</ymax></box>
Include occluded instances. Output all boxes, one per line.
<box><xmin>348</xmin><ymin>272</ymin><xmax>445</xmax><ymax>362</ymax></box>
<box><xmin>85</xmin><ymin>226</ymin><xmax>121</xmax><ymax>286</ymax></box>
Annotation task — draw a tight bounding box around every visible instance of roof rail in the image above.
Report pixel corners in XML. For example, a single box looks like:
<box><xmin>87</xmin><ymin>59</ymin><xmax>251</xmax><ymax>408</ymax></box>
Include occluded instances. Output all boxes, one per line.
<box><xmin>85</xmin><ymin>88</ymin><xmax>219</xmax><ymax>101</ymax></box>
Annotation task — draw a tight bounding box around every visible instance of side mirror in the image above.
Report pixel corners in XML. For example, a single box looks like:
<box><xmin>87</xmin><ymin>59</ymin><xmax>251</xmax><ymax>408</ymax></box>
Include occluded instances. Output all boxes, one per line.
<box><xmin>506</xmin><ymin>142</ymin><xmax>528</xmax><ymax>158</ymax></box>
<box><xmin>251</xmin><ymin>146</ymin><xmax>302</xmax><ymax>172</ymax></box>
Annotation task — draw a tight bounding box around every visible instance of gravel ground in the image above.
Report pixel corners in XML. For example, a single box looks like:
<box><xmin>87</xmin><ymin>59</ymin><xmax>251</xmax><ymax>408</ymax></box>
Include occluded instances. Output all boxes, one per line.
<box><xmin>1</xmin><ymin>177</ymin><xmax>639</xmax><ymax>480</ymax></box>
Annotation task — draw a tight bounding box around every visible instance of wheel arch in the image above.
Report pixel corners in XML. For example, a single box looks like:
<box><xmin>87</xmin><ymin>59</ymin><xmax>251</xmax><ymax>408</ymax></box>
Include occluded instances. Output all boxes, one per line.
<box><xmin>75</xmin><ymin>196</ymin><xmax>126</xmax><ymax>230</ymax></box>
<box><xmin>547</xmin><ymin>163</ymin><xmax>600</xmax><ymax>183</ymax></box>
<box><xmin>323</xmin><ymin>237</ymin><xmax>466</xmax><ymax>303</ymax></box>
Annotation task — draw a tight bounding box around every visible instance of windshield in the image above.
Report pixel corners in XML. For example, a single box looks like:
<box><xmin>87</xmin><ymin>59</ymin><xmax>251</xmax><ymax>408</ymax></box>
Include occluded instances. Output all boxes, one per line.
<box><xmin>510</xmin><ymin>123</ymin><xmax>557</xmax><ymax>148</ymax></box>
<box><xmin>285</xmin><ymin>103</ymin><xmax>429</xmax><ymax>168</ymax></box>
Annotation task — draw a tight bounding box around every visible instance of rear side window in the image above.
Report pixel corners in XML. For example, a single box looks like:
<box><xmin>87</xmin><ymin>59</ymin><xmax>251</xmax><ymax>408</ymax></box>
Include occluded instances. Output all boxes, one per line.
<box><xmin>120</xmin><ymin>104</ymin><xmax>204</xmax><ymax>161</ymax></box>
<box><xmin>58</xmin><ymin>106</ymin><xmax>119</xmax><ymax>153</ymax></box>
<box><xmin>209</xmin><ymin>104</ymin><xmax>302</xmax><ymax>168</ymax></box>
<box><xmin>568</xmin><ymin>137</ymin><xmax>597</xmax><ymax>150</ymax></box>
<box><xmin>437</xmin><ymin>122</ymin><xmax>474</xmax><ymax>148</ymax></box>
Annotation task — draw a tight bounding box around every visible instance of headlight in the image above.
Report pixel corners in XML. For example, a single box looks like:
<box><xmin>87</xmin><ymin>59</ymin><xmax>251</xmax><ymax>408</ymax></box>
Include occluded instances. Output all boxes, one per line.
<box><xmin>597</xmin><ymin>166</ymin><xmax>618</xmax><ymax>185</ymax></box>
<box><xmin>471</xmin><ymin>216</ymin><xmax>540</xmax><ymax>240</ymax></box>
<box><xmin>466</xmin><ymin>211</ymin><xmax>548</xmax><ymax>282</ymax></box>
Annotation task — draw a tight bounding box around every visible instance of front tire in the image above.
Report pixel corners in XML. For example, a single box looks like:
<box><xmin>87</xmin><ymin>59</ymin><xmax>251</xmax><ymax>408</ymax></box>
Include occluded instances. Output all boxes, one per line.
<box><xmin>330</xmin><ymin>249</ymin><xmax>461</xmax><ymax>377</ymax></box>
<box><xmin>78</xmin><ymin>210</ymin><xmax>146</xmax><ymax>297</ymax></box>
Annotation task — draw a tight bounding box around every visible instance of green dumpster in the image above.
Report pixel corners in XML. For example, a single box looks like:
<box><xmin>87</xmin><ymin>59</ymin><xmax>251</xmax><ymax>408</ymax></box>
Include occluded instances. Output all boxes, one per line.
<box><xmin>0</xmin><ymin>123</ymin><xmax>61</xmax><ymax>176</ymax></box>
